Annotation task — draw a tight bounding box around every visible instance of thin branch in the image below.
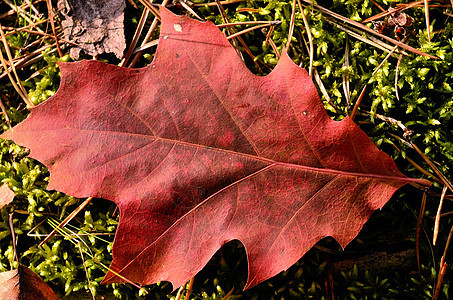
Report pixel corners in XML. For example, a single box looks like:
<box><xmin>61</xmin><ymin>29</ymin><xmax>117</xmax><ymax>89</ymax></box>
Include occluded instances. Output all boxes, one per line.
<box><xmin>389</xmin><ymin>138</ymin><xmax>442</xmax><ymax>185</ymax></box>
<box><xmin>267</xmin><ymin>34</ymin><xmax>281</xmax><ymax>59</ymax></box>
<box><xmin>350</xmin><ymin>85</ymin><xmax>366</xmax><ymax>120</ymax></box>
<box><xmin>138</xmin><ymin>0</ymin><xmax>161</xmax><ymax>21</ymax></box>
<box><xmin>217</xmin><ymin>20</ymin><xmax>282</xmax><ymax>27</ymax></box>
<box><xmin>424</xmin><ymin>0</ymin><xmax>431</xmax><ymax>42</ymax></box>
<box><xmin>286</xmin><ymin>0</ymin><xmax>297</xmax><ymax>49</ymax></box>
<box><xmin>370</xmin><ymin>0</ymin><xmax>385</xmax><ymax>12</ymax></box>
<box><xmin>324</xmin><ymin>18</ymin><xmax>408</xmax><ymax>56</ymax></box>
<box><xmin>313</xmin><ymin>68</ymin><xmax>339</xmax><ymax>112</ymax></box>
<box><xmin>213</xmin><ymin>0</ymin><xmax>264</xmax><ymax>72</ymax></box>
<box><xmin>3</xmin><ymin>0</ymin><xmax>43</xmax><ymax>25</ymax></box>
<box><xmin>38</xmin><ymin>197</ymin><xmax>93</xmax><ymax>247</ymax></box>
<box><xmin>174</xmin><ymin>285</ymin><xmax>185</xmax><ymax>300</ymax></box>
<box><xmin>433</xmin><ymin>262</ymin><xmax>447</xmax><ymax>300</ymax></box>
<box><xmin>9</xmin><ymin>213</ymin><xmax>19</xmax><ymax>264</ymax></box>
<box><xmin>0</xmin><ymin>27</ymin><xmax>34</xmax><ymax>107</ymax></box>
<box><xmin>0</xmin><ymin>44</ymin><xmax>59</xmax><ymax>81</ymax></box>
<box><xmin>303</xmin><ymin>0</ymin><xmax>437</xmax><ymax>59</ymax></box>
<box><xmin>179</xmin><ymin>0</ymin><xmax>203</xmax><ymax>21</ymax></box>
<box><xmin>192</xmin><ymin>0</ymin><xmax>246</xmax><ymax>6</ymax></box>
<box><xmin>132</xmin><ymin>39</ymin><xmax>159</xmax><ymax>54</ymax></box>
<box><xmin>440</xmin><ymin>224</ymin><xmax>453</xmax><ymax>268</ymax></box>
<box><xmin>226</xmin><ymin>24</ymin><xmax>277</xmax><ymax>41</ymax></box>
<box><xmin>184</xmin><ymin>277</ymin><xmax>195</xmax><ymax>300</ymax></box>
<box><xmin>371</xmin><ymin>39</ymin><xmax>404</xmax><ymax>77</ymax></box>
<box><xmin>221</xmin><ymin>288</ymin><xmax>234</xmax><ymax>300</ymax></box>
<box><xmin>395</xmin><ymin>53</ymin><xmax>403</xmax><ymax>100</ymax></box>
<box><xmin>416</xmin><ymin>189</ymin><xmax>428</xmax><ymax>274</ymax></box>
<box><xmin>121</xmin><ymin>8</ymin><xmax>150</xmax><ymax>67</ymax></box>
<box><xmin>433</xmin><ymin>185</ymin><xmax>447</xmax><ymax>245</ymax></box>
<box><xmin>342</xmin><ymin>36</ymin><xmax>350</xmax><ymax>108</ymax></box>
<box><xmin>297</xmin><ymin>0</ymin><xmax>313</xmax><ymax>76</ymax></box>
<box><xmin>78</xmin><ymin>242</ymin><xmax>96</xmax><ymax>300</ymax></box>
<box><xmin>215</xmin><ymin>0</ymin><xmax>243</xmax><ymax>60</ymax></box>
<box><xmin>410</xmin><ymin>142</ymin><xmax>453</xmax><ymax>193</ymax></box>
<box><xmin>363</xmin><ymin>0</ymin><xmax>428</xmax><ymax>23</ymax></box>
<box><xmin>1</xmin><ymin>19</ymin><xmax>48</xmax><ymax>33</ymax></box>
<box><xmin>46</xmin><ymin>0</ymin><xmax>63</xmax><ymax>58</ymax></box>
<box><xmin>0</xmin><ymin>91</ymin><xmax>12</xmax><ymax>129</ymax></box>
<box><xmin>129</xmin><ymin>0</ymin><xmax>171</xmax><ymax>67</ymax></box>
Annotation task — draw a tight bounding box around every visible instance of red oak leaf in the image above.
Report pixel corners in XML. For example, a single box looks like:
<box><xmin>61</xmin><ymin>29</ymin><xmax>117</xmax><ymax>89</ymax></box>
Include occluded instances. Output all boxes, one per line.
<box><xmin>0</xmin><ymin>265</ymin><xmax>59</xmax><ymax>300</ymax></box>
<box><xmin>1</xmin><ymin>8</ymin><xmax>429</xmax><ymax>290</ymax></box>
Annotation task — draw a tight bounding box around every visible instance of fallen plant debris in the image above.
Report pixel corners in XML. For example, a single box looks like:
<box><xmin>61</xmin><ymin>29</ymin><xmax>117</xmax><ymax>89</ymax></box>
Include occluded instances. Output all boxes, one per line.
<box><xmin>0</xmin><ymin>183</ymin><xmax>14</xmax><ymax>209</ymax></box>
<box><xmin>0</xmin><ymin>264</ymin><xmax>60</xmax><ymax>299</ymax></box>
<box><xmin>0</xmin><ymin>214</ymin><xmax>59</xmax><ymax>299</ymax></box>
<box><xmin>1</xmin><ymin>7</ymin><xmax>431</xmax><ymax>290</ymax></box>
<box><xmin>0</xmin><ymin>0</ymin><xmax>452</xmax><ymax>298</ymax></box>
<box><xmin>57</xmin><ymin>0</ymin><xmax>126</xmax><ymax>59</ymax></box>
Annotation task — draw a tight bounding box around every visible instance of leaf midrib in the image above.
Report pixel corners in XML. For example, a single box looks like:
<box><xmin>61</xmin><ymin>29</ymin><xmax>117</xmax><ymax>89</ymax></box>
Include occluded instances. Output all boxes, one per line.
<box><xmin>36</xmin><ymin>127</ymin><xmax>419</xmax><ymax>183</ymax></box>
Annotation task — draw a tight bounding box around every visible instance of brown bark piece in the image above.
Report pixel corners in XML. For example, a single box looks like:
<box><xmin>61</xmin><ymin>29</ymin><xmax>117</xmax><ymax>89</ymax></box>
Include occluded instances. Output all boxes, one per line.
<box><xmin>57</xmin><ymin>0</ymin><xmax>125</xmax><ymax>59</ymax></box>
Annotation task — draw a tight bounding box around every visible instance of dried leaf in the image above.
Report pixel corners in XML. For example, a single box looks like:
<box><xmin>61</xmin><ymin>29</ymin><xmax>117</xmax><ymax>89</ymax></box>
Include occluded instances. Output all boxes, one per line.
<box><xmin>1</xmin><ymin>8</ymin><xmax>430</xmax><ymax>290</ymax></box>
<box><xmin>0</xmin><ymin>265</ymin><xmax>59</xmax><ymax>300</ymax></box>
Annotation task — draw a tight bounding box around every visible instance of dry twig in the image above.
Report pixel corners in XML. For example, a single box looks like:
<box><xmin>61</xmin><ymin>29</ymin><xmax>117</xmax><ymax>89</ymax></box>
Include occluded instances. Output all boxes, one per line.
<box><xmin>0</xmin><ymin>27</ymin><xmax>34</xmax><ymax>107</ymax></box>
<box><xmin>121</xmin><ymin>8</ymin><xmax>150</xmax><ymax>67</ymax></box>
<box><xmin>303</xmin><ymin>0</ymin><xmax>437</xmax><ymax>59</ymax></box>
<box><xmin>297</xmin><ymin>0</ymin><xmax>313</xmax><ymax>76</ymax></box>
<box><xmin>433</xmin><ymin>185</ymin><xmax>448</xmax><ymax>245</ymax></box>
<box><xmin>416</xmin><ymin>189</ymin><xmax>427</xmax><ymax>274</ymax></box>
<box><xmin>38</xmin><ymin>197</ymin><xmax>93</xmax><ymax>247</ymax></box>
